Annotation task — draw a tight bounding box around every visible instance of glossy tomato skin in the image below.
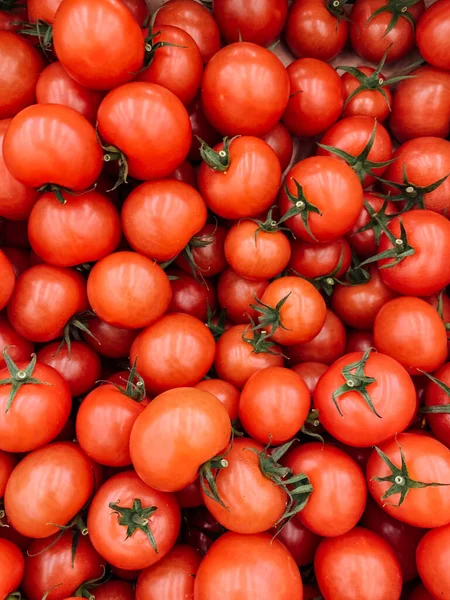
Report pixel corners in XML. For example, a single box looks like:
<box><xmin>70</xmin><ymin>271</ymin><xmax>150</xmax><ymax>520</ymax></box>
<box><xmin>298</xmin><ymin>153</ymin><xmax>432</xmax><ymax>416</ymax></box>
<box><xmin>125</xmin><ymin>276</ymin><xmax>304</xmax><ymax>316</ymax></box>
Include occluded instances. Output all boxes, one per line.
<box><xmin>88</xmin><ymin>470</ymin><xmax>181</xmax><ymax>570</ymax></box>
<box><xmin>0</xmin><ymin>450</ymin><xmax>16</xmax><ymax>497</ymax></box>
<box><xmin>0</xmin><ymin>538</ymin><xmax>24</xmax><ymax>598</ymax></box>
<box><xmin>201</xmin><ymin>42</ymin><xmax>290</xmax><ymax>137</ymax></box>
<box><xmin>423</xmin><ymin>362</ymin><xmax>450</xmax><ymax>446</ymax></box>
<box><xmin>286</xmin><ymin>0</ymin><xmax>348</xmax><ymax>60</ymax></box>
<box><xmin>261</xmin><ymin>122</ymin><xmax>293</xmax><ymax>173</ymax></box>
<box><xmin>22</xmin><ymin>530</ymin><xmax>105</xmax><ymax>600</ymax></box>
<box><xmin>130</xmin><ymin>387</ymin><xmax>231</xmax><ymax>491</ymax></box>
<box><xmin>374</xmin><ymin>296</ymin><xmax>448</xmax><ymax>374</ymax></box>
<box><xmin>2</xmin><ymin>246</ymin><xmax>30</xmax><ymax>276</ymax></box>
<box><xmin>347</xmin><ymin>193</ymin><xmax>396</xmax><ymax>258</ymax></box>
<box><xmin>217</xmin><ymin>269</ymin><xmax>269</xmax><ymax>324</ymax></box>
<box><xmin>272</xmin><ymin>518</ymin><xmax>321</xmax><ymax>567</ymax></box>
<box><xmin>169</xmin><ymin>160</ymin><xmax>197</xmax><ymax>187</ymax></box>
<box><xmin>92</xmin><ymin>580</ymin><xmax>135</xmax><ymax>600</ymax></box>
<box><xmin>7</xmin><ymin>264</ymin><xmax>88</xmax><ymax>343</ymax></box>
<box><xmin>417</xmin><ymin>0</ymin><xmax>450</xmax><ymax>71</ymax></box>
<box><xmin>195</xmin><ymin>379</ymin><xmax>240</xmax><ymax>421</ymax></box>
<box><xmin>136</xmin><ymin>545</ymin><xmax>201</xmax><ymax>600</ymax></box>
<box><xmin>341</xmin><ymin>66</ymin><xmax>392</xmax><ymax>122</ymax></box>
<box><xmin>291</xmin><ymin>361</ymin><xmax>328</xmax><ymax>394</ymax></box>
<box><xmin>416</xmin><ymin>523</ymin><xmax>450</xmax><ymax>600</ymax></box>
<box><xmin>0</xmin><ymin>32</ymin><xmax>44</xmax><ymax>119</ymax></box>
<box><xmin>130</xmin><ymin>314</ymin><xmax>216</xmax><ymax>395</ymax></box>
<box><xmin>279</xmin><ymin>156</ymin><xmax>363</xmax><ymax>242</ymax></box>
<box><xmin>346</xmin><ymin>329</ymin><xmax>374</xmax><ymax>353</ymax></box>
<box><xmin>283</xmin><ymin>58</ymin><xmax>344</xmax><ymax>137</ymax></box>
<box><xmin>122</xmin><ymin>180</ymin><xmax>207</xmax><ymax>261</ymax></box>
<box><xmin>367</xmin><ymin>433</ymin><xmax>450</xmax><ymax>528</ymax></box>
<box><xmin>198</xmin><ymin>136</ymin><xmax>282</xmax><ymax>219</ymax></box>
<box><xmin>3</xmin><ymin>104</ymin><xmax>103</xmax><ymax>191</ymax></box>
<box><xmin>82</xmin><ymin>317</ymin><xmax>138</xmax><ymax>358</ymax></box>
<box><xmin>167</xmin><ymin>269</ymin><xmax>216</xmax><ymax>321</ymax></box>
<box><xmin>176</xmin><ymin>224</ymin><xmax>227</xmax><ymax>277</ymax></box>
<box><xmin>194</xmin><ymin>532</ymin><xmax>303</xmax><ymax>600</ymax></box>
<box><xmin>28</xmin><ymin>0</ymin><xmax>62</xmax><ymax>22</ymax></box>
<box><xmin>289</xmin><ymin>237</ymin><xmax>352</xmax><ymax>280</ymax></box>
<box><xmin>98</xmin><ymin>82</ymin><xmax>191</xmax><ymax>180</ymax></box>
<box><xmin>28</xmin><ymin>190</ymin><xmax>121</xmax><ymax>267</ymax></box>
<box><xmin>5</xmin><ymin>442</ymin><xmax>94</xmax><ymax>538</ymax></box>
<box><xmin>315</xmin><ymin>527</ymin><xmax>402</xmax><ymax>600</ymax></box>
<box><xmin>0</xmin><ymin>250</ymin><xmax>15</xmax><ymax>311</ymax></box>
<box><xmin>53</xmin><ymin>0</ymin><xmax>143</xmax><ymax>90</ymax></box>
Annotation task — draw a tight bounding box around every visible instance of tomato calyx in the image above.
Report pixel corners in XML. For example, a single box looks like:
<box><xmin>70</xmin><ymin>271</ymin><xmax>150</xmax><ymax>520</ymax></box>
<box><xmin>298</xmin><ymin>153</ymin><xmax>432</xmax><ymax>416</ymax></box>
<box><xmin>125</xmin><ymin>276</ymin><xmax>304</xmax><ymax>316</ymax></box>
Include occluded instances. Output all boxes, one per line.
<box><xmin>250</xmin><ymin>293</ymin><xmax>291</xmax><ymax>338</ymax></box>
<box><xmin>101</xmin><ymin>143</ymin><xmax>129</xmax><ymax>191</ymax></box>
<box><xmin>373</xmin><ymin>442</ymin><xmax>450</xmax><ymax>506</ymax></box>
<box><xmin>206</xmin><ymin>305</ymin><xmax>227</xmax><ymax>341</ymax></box>
<box><xmin>358</xmin><ymin>216</ymin><xmax>415</xmax><ymax>269</ymax></box>
<box><xmin>253</xmin><ymin>206</ymin><xmax>290</xmax><ymax>239</ymax></box>
<box><xmin>109</xmin><ymin>497</ymin><xmax>159</xmax><ymax>553</ymax></box>
<box><xmin>332</xmin><ymin>348</ymin><xmax>381</xmax><ymax>418</ymax></box>
<box><xmin>107</xmin><ymin>358</ymin><xmax>147</xmax><ymax>402</ymax></box>
<box><xmin>326</xmin><ymin>0</ymin><xmax>351</xmax><ymax>20</ymax></box>
<box><xmin>142</xmin><ymin>29</ymin><xmax>187</xmax><ymax>70</ymax></box>
<box><xmin>353</xmin><ymin>199</ymin><xmax>395</xmax><ymax>249</ymax></box>
<box><xmin>0</xmin><ymin>348</ymin><xmax>53</xmax><ymax>413</ymax></box>
<box><xmin>199</xmin><ymin>450</ymin><xmax>230</xmax><ymax>509</ymax></box>
<box><xmin>300</xmin><ymin>409</ymin><xmax>325</xmax><ymax>443</ymax></box>
<box><xmin>180</xmin><ymin>227</ymin><xmax>216</xmax><ymax>282</ymax></box>
<box><xmin>293</xmin><ymin>248</ymin><xmax>350</xmax><ymax>297</ymax></box>
<box><xmin>279</xmin><ymin>179</ymin><xmax>322</xmax><ymax>241</ymax></box>
<box><xmin>15</xmin><ymin>18</ymin><xmax>53</xmax><ymax>55</ymax></box>
<box><xmin>367</xmin><ymin>0</ymin><xmax>422</xmax><ymax>34</ymax></box>
<box><xmin>198</xmin><ymin>136</ymin><xmax>235</xmax><ymax>172</ymax></box>
<box><xmin>72</xmin><ymin>567</ymin><xmax>108</xmax><ymax>600</ymax></box>
<box><xmin>60</xmin><ymin>310</ymin><xmax>100</xmax><ymax>356</ymax></box>
<box><xmin>419</xmin><ymin>370</ymin><xmax>450</xmax><ymax>415</ymax></box>
<box><xmin>242</xmin><ymin>321</ymin><xmax>286</xmax><ymax>356</ymax></box>
<box><xmin>435</xmin><ymin>291</ymin><xmax>450</xmax><ymax>335</ymax></box>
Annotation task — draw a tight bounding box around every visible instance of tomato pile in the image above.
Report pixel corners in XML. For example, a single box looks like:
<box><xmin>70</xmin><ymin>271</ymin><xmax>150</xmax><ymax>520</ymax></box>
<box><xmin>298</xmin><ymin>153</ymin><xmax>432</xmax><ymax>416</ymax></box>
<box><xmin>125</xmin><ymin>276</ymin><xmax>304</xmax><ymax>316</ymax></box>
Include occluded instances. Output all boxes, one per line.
<box><xmin>1</xmin><ymin>0</ymin><xmax>450</xmax><ymax>598</ymax></box>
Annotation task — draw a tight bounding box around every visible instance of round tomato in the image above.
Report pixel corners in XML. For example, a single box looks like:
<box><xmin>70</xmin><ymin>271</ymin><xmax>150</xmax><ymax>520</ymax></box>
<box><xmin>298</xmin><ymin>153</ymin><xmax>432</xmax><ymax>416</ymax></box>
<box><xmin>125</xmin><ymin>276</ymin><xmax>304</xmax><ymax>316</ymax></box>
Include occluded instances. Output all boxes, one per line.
<box><xmin>261</xmin><ymin>122</ymin><xmax>293</xmax><ymax>173</ymax></box>
<box><xmin>289</xmin><ymin>237</ymin><xmax>352</xmax><ymax>281</ymax></box>
<box><xmin>416</xmin><ymin>523</ymin><xmax>450</xmax><ymax>600</ymax></box>
<box><xmin>291</xmin><ymin>361</ymin><xmax>328</xmax><ymax>394</ymax></box>
<box><xmin>81</xmin><ymin>316</ymin><xmax>138</xmax><ymax>358</ymax></box>
<box><xmin>167</xmin><ymin>268</ymin><xmax>216</xmax><ymax>321</ymax></box>
<box><xmin>272</xmin><ymin>518</ymin><xmax>321</xmax><ymax>567</ymax></box>
<box><xmin>176</xmin><ymin>223</ymin><xmax>227</xmax><ymax>278</ymax></box>
<box><xmin>2</xmin><ymin>247</ymin><xmax>30</xmax><ymax>276</ymax></box>
<box><xmin>0</xmin><ymin>538</ymin><xmax>24</xmax><ymax>598</ymax></box>
<box><xmin>341</xmin><ymin>65</ymin><xmax>393</xmax><ymax>122</ymax></box>
<box><xmin>422</xmin><ymin>362</ymin><xmax>450</xmax><ymax>447</ymax></box>
<box><xmin>0</xmin><ymin>250</ymin><xmax>15</xmax><ymax>311</ymax></box>
<box><xmin>417</xmin><ymin>0</ymin><xmax>450</xmax><ymax>71</ymax></box>
<box><xmin>195</xmin><ymin>379</ymin><xmax>240</xmax><ymax>420</ymax></box>
<box><xmin>346</xmin><ymin>193</ymin><xmax>396</xmax><ymax>258</ymax></box>
<box><xmin>217</xmin><ymin>269</ymin><xmax>269</xmax><ymax>324</ymax></box>
<box><xmin>28</xmin><ymin>0</ymin><xmax>62</xmax><ymax>22</ymax></box>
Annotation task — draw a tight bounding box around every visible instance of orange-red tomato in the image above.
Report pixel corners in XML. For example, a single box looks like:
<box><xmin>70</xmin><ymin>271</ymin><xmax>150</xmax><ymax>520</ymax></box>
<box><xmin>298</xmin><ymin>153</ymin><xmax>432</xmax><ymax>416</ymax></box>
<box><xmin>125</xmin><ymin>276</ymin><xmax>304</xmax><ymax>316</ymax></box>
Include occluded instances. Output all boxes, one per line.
<box><xmin>195</xmin><ymin>379</ymin><xmax>240</xmax><ymax>420</ymax></box>
<box><xmin>0</xmin><ymin>538</ymin><xmax>24</xmax><ymax>599</ymax></box>
<box><xmin>416</xmin><ymin>523</ymin><xmax>450</xmax><ymax>600</ymax></box>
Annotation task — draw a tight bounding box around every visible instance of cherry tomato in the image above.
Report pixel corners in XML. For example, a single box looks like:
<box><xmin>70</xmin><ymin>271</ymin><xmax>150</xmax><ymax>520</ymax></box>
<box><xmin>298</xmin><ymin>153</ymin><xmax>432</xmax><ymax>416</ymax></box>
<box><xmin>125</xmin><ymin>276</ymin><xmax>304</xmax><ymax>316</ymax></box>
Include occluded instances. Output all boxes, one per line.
<box><xmin>289</xmin><ymin>237</ymin><xmax>352</xmax><ymax>280</ymax></box>
<box><xmin>417</xmin><ymin>0</ymin><xmax>450</xmax><ymax>71</ymax></box>
<box><xmin>81</xmin><ymin>317</ymin><xmax>138</xmax><ymax>358</ymax></box>
<box><xmin>176</xmin><ymin>480</ymin><xmax>203</xmax><ymax>509</ymax></box>
<box><xmin>346</xmin><ymin>329</ymin><xmax>374</xmax><ymax>353</ymax></box>
<box><xmin>416</xmin><ymin>523</ymin><xmax>450</xmax><ymax>600</ymax></box>
<box><xmin>217</xmin><ymin>269</ymin><xmax>269</xmax><ymax>324</ymax></box>
<box><xmin>91</xmin><ymin>580</ymin><xmax>135</xmax><ymax>600</ymax></box>
<box><xmin>176</xmin><ymin>224</ymin><xmax>228</xmax><ymax>278</ymax></box>
<box><xmin>2</xmin><ymin>247</ymin><xmax>30</xmax><ymax>276</ymax></box>
<box><xmin>27</xmin><ymin>0</ymin><xmax>62</xmax><ymax>22</ymax></box>
<box><xmin>0</xmin><ymin>538</ymin><xmax>24</xmax><ymax>598</ymax></box>
<box><xmin>167</xmin><ymin>269</ymin><xmax>216</xmax><ymax>322</ymax></box>
<box><xmin>291</xmin><ymin>361</ymin><xmax>327</xmax><ymax>394</ymax></box>
<box><xmin>194</xmin><ymin>379</ymin><xmax>240</xmax><ymax>420</ymax></box>
<box><xmin>261</xmin><ymin>122</ymin><xmax>293</xmax><ymax>173</ymax></box>
<box><xmin>168</xmin><ymin>159</ymin><xmax>197</xmax><ymax>187</ymax></box>
<box><xmin>0</xmin><ymin>250</ymin><xmax>15</xmax><ymax>311</ymax></box>
<box><xmin>341</xmin><ymin>66</ymin><xmax>392</xmax><ymax>122</ymax></box>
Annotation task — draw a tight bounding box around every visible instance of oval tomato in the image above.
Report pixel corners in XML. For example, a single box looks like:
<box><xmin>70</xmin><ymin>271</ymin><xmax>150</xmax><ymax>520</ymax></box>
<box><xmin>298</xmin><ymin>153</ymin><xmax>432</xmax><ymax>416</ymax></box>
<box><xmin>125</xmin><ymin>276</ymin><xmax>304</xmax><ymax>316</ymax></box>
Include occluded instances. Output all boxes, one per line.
<box><xmin>0</xmin><ymin>538</ymin><xmax>24</xmax><ymax>598</ymax></box>
<box><xmin>416</xmin><ymin>523</ymin><xmax>450</xmax><ymax>600</ymax></box>
<box><xmin>417</xmin><ymin>0</ymin><xmax>450</xmax><ymax>71</ymax></box>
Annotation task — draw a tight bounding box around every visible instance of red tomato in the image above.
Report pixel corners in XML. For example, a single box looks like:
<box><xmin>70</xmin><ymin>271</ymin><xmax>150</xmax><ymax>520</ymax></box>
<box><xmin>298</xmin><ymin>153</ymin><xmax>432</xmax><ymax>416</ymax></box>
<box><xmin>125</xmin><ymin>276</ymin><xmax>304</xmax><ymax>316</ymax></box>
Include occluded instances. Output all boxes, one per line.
<box><xmin>53</xmin><ymin>0</ymin><xmax>144</xmax><ymax>90</ymax></box>
<box><xmin>291</xmin><ymin>361</ymin><xmax>328</xmax><ymax>394</ymax></box>
<box><xmin>168</xmin><ymin>159</ymin><xmax>197</xmax><ymax>187</ymax></box>
<box><xmin>5</xmin><ymin>442</ymin><xmax>94</xmax><ymax>538</ymax></box>
<box><xmin>286</xmin><ymin>0</ymin><xmax>348</xmax><ymax>60</ymax></box>
<box><xmin>194</xmin><ymin>379</ymin><xmax>240</xmax><ymax>420</ymax></box>
<box><xmin>194</xmin><ymin>532</ymin><xmax>303</xmax><ymax>600</ymax></box>
<box><xmin>122</xmin><ymin>180</ymin><xmax>207</xmax><ymax>261</ymax></box>
<box><xmin>2</xmin><ymin>247</ymin><xmax>30</xmax><ymax>276</ymax></box>
<box><xmin>176</xmin><ymin>479</ymin><xmax>203</xmax><ymax>509</ymax></box>
<box><xmin>416</xmin><ymin>523</ymin><xmax>450</xmax><ymax>600</ymax></box>
<box><xmin>279</xmin><ymin>156</ymin><xmax>363</xmax><ymax>242</ymax></box>
<box><xmin>417</xmin><ymin>0</ymin><xmax>450</xmax><ymax>71</ymax></box>
<box><xmin>367</xmin><ymin>433</ymin><xmax>450</xmax><ymax>528</ymax></box>
<box><xmin>7</xmin><ymin>264</ymin><xmax>88</xmax><ymax>343</ymax></box>
<box><xmin>3</xmin><ymin>104</ymin><xmax>103</xmax><ymax>191</ymax></box>
<box><xmin>374</xmin><ymin>296</ymin><xmax>448</xmax><ymax>374</ymax></box>
<box><xmin>341</xmin><ymin>65</ymin><xmax>393</xmax><ymax>122</ymax></box>
<box><xmin>346</xmin><ymin>193</ymin><xmax>396</xmax><ymax>259</ymax></box>
<box><xmin>27</xmin><ymin>0</ymin><xmax>61</xmax><ymax>22</ymax></box>
<box><xmin>201</xmin><ymin>42</ymin><xmax>289</xmax><ymax>136</ymax></box>
<box><xmin>81</xmin><ymin>317</ymin><xmax>138</xmax><ymax>358</ymax></box>
<box><xmin>167</xmin><ymin>269</ymin><xmax>216</xmax><ymax>321</ymax></box>
<box><xmin>261</xmin><ymin>122</ymin><xmax>293</xmax><ymax>173</ymax></box>
<box><xmin>0</xmin><ymin>538</ymin><xmax>24</xmax><ymax>598</ymax></box>
<box><xmin>272</xmin><ymin>518</ymin><xmax>321</xmax><ymax>567</ymax></box>
<box><xmin>176</xmin><ymin>223</ymin><xmax>228</xmax><ymax>278</ymax></box>
<box><xmin>86</xmin><ymin>579</ymin><xmax>135</xmax><ymax>600</ymax></box>
<box><xmin>88</xmin><ymin>470</ymin><xmax>180</xmax><ymax>570</ymax></box>
<box><xmin>283</xmin><ymin>58</ymin><xmax>344</xmax><ymax>137</ymax></box>
<box><xmin>0</xmin><ymin>32</ymin><xmax>44</xmax><ymax>119</ymax></box>
<box><xmin>130</xmin><ymin>314</ymin><xmax>216</xmax><ymax>394</ymax></box>
<box><xmin>315</xmin><ymin>527</ymin><xmax>402</xmax><ymax>600</ymax></box>
<box><xmin>346</xmin><ymin>329</ymin><xmax>374</xmax><ymax>353</ymax></box>
<box><xmin>289</xmin><ymin>237</ymin><xmax>352</xmax><ymax>281</ymax></box>
<box><xmin>136</xmin><ymin>545</ymin><xmax>201</xmax><ymax>600</ymax></box>
<box><xmin>314</xmin><ymin>350</ymin><xmax>416</xmax><ymax>447</ymax></box>
<box><xmin>0</xmin><ymin>250</ymin><xmax>15</xmax><ymax>311</ymax></box>
<box><xmin>187</xmin><ymin>96</ymin><xmax>221</xmax><ymax>161</ymax></box>
<box><xmin>0</xmin><ymin>450</ymin><xmax>16</xmax><ymax>497</ymax></box>
<box><xmin>423</xmin><ymin>362</ymin><xmax>450</xmax><ymax>447</ymax></box>
<box><xmin>217</xmin><ymin>268</ymin><xmax>269</xmax><ymax>324</ymax></box>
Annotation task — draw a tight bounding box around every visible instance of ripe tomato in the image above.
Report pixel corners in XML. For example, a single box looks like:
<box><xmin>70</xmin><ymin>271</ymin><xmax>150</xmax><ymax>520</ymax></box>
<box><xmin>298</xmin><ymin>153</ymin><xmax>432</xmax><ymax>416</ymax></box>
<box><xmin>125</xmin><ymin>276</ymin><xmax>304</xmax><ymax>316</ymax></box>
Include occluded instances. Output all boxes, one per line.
<box><xmin>2</xmin><ymin>247</ymin><xmax>30</xmax><ymax>276</ymax></box>
<box><xmin>88</xmin><ymin>470</ymin><xmax>180</xmax><ymax>570</ymax></box>
<box><xmin>198</xmin><ymin>136</ymin><xmax>282</xmax><ymax>219</ymax></box>
<box><xmin>346</xmin><ymin>193</ymin><xmax>396</xmax><ymax>259</ymax></box>
<box><xmin>282</xmin><ymin>58</ymin><xmax>344</xmax><ymax>137</ymax></box>
<box><xmin>27</xmin><ymin>0</ymin><xmax>62</xmax><ymax>22</ymax></box>
<box><xmin>122</xmin><ymin>0</ymin><xmax>147</xmax><ymax>24</ymax></box>
<box><xmin>194</xmin><ymin>532</ymin><xmax>303</xmax><ymax>600</ymax></box>
<box><xmin>136</xmin><ymin>545</ymin><xmax>201</xmax><ymax>600</ymax></box>
<box><xmin>289</xmin><ymin>237</ymin><xmax>352</xmax><ymax>281</ymax></box>
<box><xmin>417</xmin><ymin>0</ymin><xmax>450</xmax><ymax>71</ymax></box>
<box><xmin>90</xmin><ymin>580</ymin><xmax>135</xmax><ymax>600</ymax></box>
<box><xmin>5</xmin><ymin>442</ymin><xmax>94</xmax><ymax>538</ymax></box>
<box><xmin>130</xmin><ymin>314</ymin><xmax>216</xmax><ymax>394</ymax></box>
<box><xmin>341</xmin><ymin>65</ymin><xmax>393</xmax><ymax>122</ymax></box>
<box><xmin>261</xmin><ymin>122</ymin><xmax>293</xmax><ymax>173</ymax></box>
<box><xmin>81</xmin><ymin>317</ymin><xmax>138</xmax><ymax>358</ymax></box>
<box><xmin>7</xmin><ymin>264</ymin><xmax>88</xmax><ymax>343</ymax></box>
<box><xmin>423</xmin><ymin>362</ymin><xmax>450</xmax><ymax>447</ymax></box>
<box><xmin>0</xmin><ymin>450</ymin><xmax>16</xmax><ymax>497</ymax></box>
<box><xmin>194</xmin><ymin>379</ymin><xmax>240</xmax><ymax>420</ymax></box>
<box><xmin>3</xmin><ymin>104</ymin><xmax>103</xmax><ymax>191</ymax></box>
<box><xmin>28</xmin><ymin>190</ymin><xmax>121</xmax><ymax>267</ymax></box>
<box><xmin>169</xmin><ymin>160</ymin><xmax>197</xmax><ymax>187</ymax></box>
<box><xmin>285</xmin><ymin>0</ymin><xmax>348</xmax><ymax>60</ymax></box>
<box><xmin>0</xmin><ymin>250</ymin><xmax>15</xmax><ymax>311</ymax></box>
<box><xmin>291</xmin><ymin>361</ymin><xmax>328</xmax><ymax>394</ymax></box>
<box><xmin>272</xmin><ymin>518</ymin><xmax>321</xmax><ymax>567</ymax></box>
<box><xmin>201</xmin><ymin>42</ymin><xmax>289</xmax><ymax>136</ymax></box>
<box><xmin>0</xmin><ymin>538</ymin><xmax>24</xmax><ymax>598</ymax></box>
<box><xmin>0</xmin><ymin>32</ymin><xmax>44</xmax><ymax>119</ymax></box>
<box><xmin>22</xmin><ymin>530</ymin><xmax>105</xmax><ymax>600</ymax></box>
<box><xmin>53</xmin><ymin>0</ymin><xmax>144</xmax><ymax>90</ymax></box>
<box><xmin>416</xmin><ymin>523</ymin><xmax>450</xmax><ymax>600</ymax></box>
<box><xmin>374</xmin><ymin>296</ymin><xmax>448</xmax><ymax>374</ymax></box>
<box><xmin>167</xmin><ymin>269</ymin><xmax>216</xmax><ymax>321</ymax></box>
<box><xmin>176</xmin><ymin>224</ymin><xmax>227</xmax><ymax>277</ymax></box>
<box><xmin>314</xmin><ymin>350</ymin><xmax>416</xmax><ymax>447</ymax></box>
<box><xmin>279</xmin><ymin>156</ymin><xmax>363</xmax><ymax>242</ymax></box>
<box><xmin>87</xmin><ymin>251</ymin><xmax>171</xmax><ymax>329</ymax></box>
<box><xmin>284</xmin><ymin>443</ymin><xmax>367</xmax><ymax>536</ymax></box>
<box><xmin>217</xmin><ymin>269</ymin><xmax>269</xmax><ymax>324</ymax></box>
<box><xmin>315</xmin><ymin>527</ymin><xmax>402</xmax><ymax>600</ymax></box>
<box><xmin>367</xmin><ymin>433</ymin><xmax>450</xmax><ymax>528</ymax></box>
<box><xmin>187</xmin><ymin>96</ymin><xmax>220</xmax><ymax>161</ymax></box>
<box><xmin>122</xmin><ymin>180</ymin><xmax>207</xmax><ymax>261</ymax></box>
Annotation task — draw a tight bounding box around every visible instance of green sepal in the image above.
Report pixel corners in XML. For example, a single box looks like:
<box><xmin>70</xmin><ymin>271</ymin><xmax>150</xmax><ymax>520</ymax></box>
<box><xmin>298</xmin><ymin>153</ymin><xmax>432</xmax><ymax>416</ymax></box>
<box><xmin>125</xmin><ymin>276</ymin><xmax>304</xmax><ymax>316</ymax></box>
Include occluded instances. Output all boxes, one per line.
<box><xmin>242</xmin><ymin>319</ymin><xmax>286</xmax><ymax>357</ymax></box>
<box><xmin>278</xmin><ymin>179</ymin><xmax>322</xmax><ymax>241</ymax></box>
<box><xmin>419</xmin><ymin>370</ymin><xmax>450</xmax><ymax>414</ymax></box>
<box><xmin>109</xmin><ymin>498</ymin><xmax>159</xmax><ymax>553</ymax></box>
<box><xmin>250</xmin><ymin>293</ymin><xmax>292</xmax><ymax>337</ymax></box>
<box><xmin>358</xmin><ymin>217</ymin><xmax>415</xmax><ymax>269</ymax></box>
<box><xmin>332</xmin><ymin>348</ymin><xmax>380</xmax><ymax>417</ymax></box>
<box><xmin>198</xmin><ymin>136</ymin><xmax>235</xmax><ymax>172</ymax></box>
<box><xmin>199</xmin><ymin>450</ymin><xmax>230</xmax><ymax>509</ymax></box>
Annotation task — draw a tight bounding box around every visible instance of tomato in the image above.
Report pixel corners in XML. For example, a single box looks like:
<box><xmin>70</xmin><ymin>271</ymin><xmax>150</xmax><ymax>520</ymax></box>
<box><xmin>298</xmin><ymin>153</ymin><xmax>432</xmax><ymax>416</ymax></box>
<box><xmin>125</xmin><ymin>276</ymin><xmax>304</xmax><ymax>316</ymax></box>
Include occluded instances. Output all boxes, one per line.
<box><xmin>0</xmin><ymin>250</ymin><xmax>15</xmax><ymax>311</ymax></box>
<box><xmin>154</xmin><ymin>0</ymin><xmax>221</xmax><ymax>62</ymax></box>
<box><xmin>224</xmin><ymin>220</ymin><xmax>291</xmax><ymax>281</ymax></box>
<box><xmin>261</xmin><ymin>122</ymin><xmax>293</xmax><ymax>173</ymax></box>
<box><xmin>130</xmin><ymin>314</ymin><xmax>215</xmax><ymax>394</ymax></box>
<box><xmin>201</xmin><ymin>42</ymin><xmax>289</xmax><ymax>137</ymax></box>
<box><xmin>217</xmin><ymin>269</ymin><xmax>269</xmax><ymax>324</ymax></box>
<box><xmin>194</xmin><ymin>532</ymin><xmax>303</xmax><ymax>600</ymax></box>
<box><xmin>282</xmin><ymin>58</ymin><xmax>344</xmax><ymax>137</ymax></box>
<box><xmin>417</xmin><ymin>0</ymin><xmax>450</xmax><ymax>71</ymax></box>
<box><xmin>0</xmin><ymin>538</ymin><xmax>24</xmax><ymax>598</ymax></box>
<box><xmin>27</xmin><ymin>0</ymin><xmax>61</xmax><ymax>22</ymax></box>
<box><xmin>341</xmin><ymin>65</ymin><xmax>393</xmax><ymax>122</ymax></box>
<box><xmin>88</xmin><ymin>470</ymin><xmax>180</xmax><ymax>570</ymax></box>
<box><xmin>81</xmin><ymin>317</ymin><xmax>138</xmax><ymax>358</ymax></box>
<box><xmin>350</xmin><ymin>0</ymin><xmax>424</xmax><ymax>63</ymax></box>
<box><xmin>187</xmin><ymin>96</ymin><xmax>221</xmax><ymax>162</ymax></box>
<box><xmin>314</xmin><ymin>350</ymin><xmax>416</xmax><ymax>447</ymax></box>
<box><xmin>289</xmin><ymin>237</ymin><xmax>352</xmax><ymax>281</ymax></box>
<box><xmin>417</xmin><ymin>523</ymin><xmax>450</xmax><ymax>600</ymax></box>
<box><xmin>367</xmin><ymin>432</ymin><xmax>450</xmax><ymax>528</ymax></box>
<box><xmin>198</xmin><ymin>136</ymin><xmax>282</xmax><ymax>220</ymax></box>
<box><xmin>409</xmin><ymin>584</ymin><xmax>439</xmax><ymax>600</ymax></box>
<box><xmin>0</xmin><ymin>4</ymin><xmax>27</xmax><ymax>32</ymax></box>
<box><xmin>315</xmin><ymin>527</ymin><xmax>402</xmax><ymax>600</ymax></box>
<box><xmin>272</xmin><ymin>518</ymin><xmax>321</xmax><ymax>567</ymax></box>
<box><xmin>22</xmin><ymin>530</ymin><xmax>105</xmax><ymax>600</ymax></box>
<box><xmin>121</xmin><ymin>0</ymin><xmax>147</xmax><ymax>24</ymax></box>
<box><xmin>176</xmin><ymin>224</ymin><xmax>227</xmax><ymax>278</ymax></box>
<box><xmin>239</xmin><ymin>367</ymin><xmax>310</xmax><ymax>445</ymax></box>
<box><xmin>137</xmin><ymin>25</ymin><xmax>202</xmax><ymax>106</ymax></box>
<box><xmin>90</xmin><ymin>580</ymin><xmax>135</xmax><ymax>600</ymax></box>
<box><xmin>167</xmin><ymin>269</ymin><xmax>216</xmax><ymax>321</ymax></box>
<box><xmin>182</xmin><ymin>506</ymin><xmax>224</xmax><ymax>555</ymax></box>
<box><xmin>0</xmin><ymin>32</ymin><xmax>44</xmax><ymax>119</ymax></box>
<box><xmin>390</xmin><ymin>66</ymin><xmax>450</xmax><ymax>143</ymax></box>
<box><xmin>194</xmin><ymin>380</ymin><xmax>239</xmax><ymax>422</ymax></box>
<box><xmin>176</xmin><ymin>479</ymin><xmax>203</xmax><ymax>509</ymax></box>
<box><xmin>317</xmin><ymin>116</ymin><xmax>392</xmax><ymax>188</ymax></box>
<box><xmin>346</xmin><ymin>193</ymin><xmax>396</xmax><ymax>259</ymax></box>
<box><xmin>5</xmin><ymin>442</ymin><xmax>94</xmax><ymax>538</ymax></box>
<box><xmin>0</xmin><ymin>450</ymin><xmax>16</xmax><ymax>497</ymax></box>
<box><xmin>291</xmin><ymin>361</ymin><xmax>327</xmax><ymax>394</ymax></box>
<box><xmin>136</xmin><ymin>545</ymin><xmax>201</xmax><ymax>600</ymax></box>
<box><xmin>374</xmin><ymin>296</ymin><xmax>448</xmax><ymax>374</ymax></box>
<box><xmin>28</xmin><ymin>190</ymin><xmax>121</xmax><ymax>267</ymax></box>
<box><xmin>286</xmin><ymin>0</ymin><xmax>348</xmax><ymax>60</ymax></box>
<box><xmin>2</xmin><ymin>247</ymin><xmax>30</xmax><ymax>276</ymax></box>
<box><xmin>169</xmin><ymin>160</ymin><xmax>197</xmax><ymax>187</ymax></box>
<box><xmin>423</xmin><ymin>362</ymin><xmax>450</xmax><ymax>447</ymax></box>
<box><xmin>286</xmin><ymin>309</ymin><xmax>347</xmax><ymax>365</ymax></box>
<box><xmin>122</xmin><ymin>180</ymin><xmax>207</xmax><ymax>262</ymax></box>
<box><xmin>346</xmin><ymin>329</ymin><xmax>374</xmax><ymax>353</ymax></box>
<box><xmin>361</xmin><ymin>498</ymin><xmax>425</xmax><ymax>583</ymax></box>
<box><xmin>331</xmin><ymin>266</ymin><xmax>397</xmax><ymax>330</ymax></box>
<box><xmin>3</xmin><ymin>104</ymin><xmax>103</xmax><ymax>192</ymax></box>
<box><xmin>279</xmin><ymin>156</ymin><xmax>363</xmax><ymax>242</ymax></box>
<box><xmin>7</xmin><ymin>264</ymin><xmax>88</xmax><ymax>343</ymax></box>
